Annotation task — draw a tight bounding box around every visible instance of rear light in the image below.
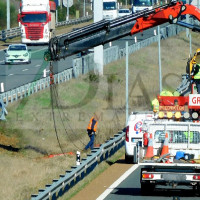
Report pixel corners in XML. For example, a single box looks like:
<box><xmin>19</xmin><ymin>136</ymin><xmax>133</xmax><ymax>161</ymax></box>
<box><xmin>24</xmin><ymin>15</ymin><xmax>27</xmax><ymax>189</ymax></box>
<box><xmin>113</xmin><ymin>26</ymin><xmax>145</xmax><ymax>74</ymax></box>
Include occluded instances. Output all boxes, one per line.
<box><xmin>126</xmin><ymin>126</ymin><xmax>129</xmax><ymax>142</ymax></box>
<box><xmin>193</xmin><ymin>175</ymin><xmax>200</xmax><ymax>180</ymax></box>
<box><xmin>142</xmin><ymin>173</ymin><xmax>154</xmax><ymax>179</ymax></box>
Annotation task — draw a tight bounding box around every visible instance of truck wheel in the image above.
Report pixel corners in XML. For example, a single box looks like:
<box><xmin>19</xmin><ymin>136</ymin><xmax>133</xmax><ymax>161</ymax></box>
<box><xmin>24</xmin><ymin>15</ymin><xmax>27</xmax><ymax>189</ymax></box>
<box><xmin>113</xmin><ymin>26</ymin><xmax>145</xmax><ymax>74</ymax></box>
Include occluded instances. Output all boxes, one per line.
<box><xmin>194</xmin><ymin>183</ymin><xmax>200</xmax><ymax>196</ymax></box>
<box><xmin>141</xmin><ymin>183</ymin><xmax>155</xmax><ymax>195</ymax></box>
<box><xmin>125</xmin><ymin>154</ymin><xmax>133</xmax><ymax>164</ymax></box>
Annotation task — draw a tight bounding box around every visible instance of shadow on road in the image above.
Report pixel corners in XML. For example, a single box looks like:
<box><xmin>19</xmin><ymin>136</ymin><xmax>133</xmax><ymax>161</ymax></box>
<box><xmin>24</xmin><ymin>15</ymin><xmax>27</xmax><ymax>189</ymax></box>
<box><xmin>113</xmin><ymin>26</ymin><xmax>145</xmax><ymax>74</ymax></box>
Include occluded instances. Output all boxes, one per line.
<box><xmin>112</xmin><ymin>187</ymin><xmax>198</xmax><ymax>198</ymax></box>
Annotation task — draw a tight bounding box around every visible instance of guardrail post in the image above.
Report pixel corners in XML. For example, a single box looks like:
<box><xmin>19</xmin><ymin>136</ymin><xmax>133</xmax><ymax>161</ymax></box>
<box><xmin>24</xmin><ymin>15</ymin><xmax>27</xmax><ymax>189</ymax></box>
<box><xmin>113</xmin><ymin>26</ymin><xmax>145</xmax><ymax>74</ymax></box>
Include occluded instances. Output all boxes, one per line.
<box><xmin>2</xmin><ymin>30</ymin><xmax>6</xmax><ymax>41</ymax></box>
<box><xmin>0</xmin><ymin>99</ymin><xmax>8</xmax><ymax>120</ymax></box>
<box><xmin>1</xmin><ymin>83</ymin><xmax>4</xmax><ymax>93</ymax></box>
<box><xmin>76</xmin><ymin>151</ymin><xmax>80</xmax><ymax>165</ymax></box>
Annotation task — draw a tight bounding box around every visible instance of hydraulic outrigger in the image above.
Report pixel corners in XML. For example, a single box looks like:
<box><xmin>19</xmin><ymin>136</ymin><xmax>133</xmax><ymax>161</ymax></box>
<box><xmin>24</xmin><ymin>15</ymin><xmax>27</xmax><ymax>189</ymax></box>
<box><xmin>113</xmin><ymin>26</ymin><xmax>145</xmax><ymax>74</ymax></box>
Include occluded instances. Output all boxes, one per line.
<box><xmin>44</xmin><ymin>1</ymin><xmax>200</xmax><ymax>62</ymax></box>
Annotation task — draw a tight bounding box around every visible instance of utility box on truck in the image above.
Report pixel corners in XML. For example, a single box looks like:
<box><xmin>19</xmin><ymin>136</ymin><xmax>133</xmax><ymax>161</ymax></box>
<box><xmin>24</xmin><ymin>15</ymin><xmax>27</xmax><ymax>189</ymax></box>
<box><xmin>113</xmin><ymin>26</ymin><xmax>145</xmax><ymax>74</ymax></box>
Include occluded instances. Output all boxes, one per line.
<box><xmin>18</xmin><ymin>0</ymin><xmax>56</xmax><ymax>44</ymax></box>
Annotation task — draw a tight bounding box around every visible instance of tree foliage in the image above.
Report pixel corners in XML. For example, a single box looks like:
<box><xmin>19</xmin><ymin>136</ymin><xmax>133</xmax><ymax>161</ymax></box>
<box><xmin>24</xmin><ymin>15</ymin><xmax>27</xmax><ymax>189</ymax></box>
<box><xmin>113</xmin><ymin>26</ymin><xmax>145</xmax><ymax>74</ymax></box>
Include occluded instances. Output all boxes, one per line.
<box><xmin>0</xmin><ymin>1</ymin><xmax>18</xmax><ymax>30</ymax></box>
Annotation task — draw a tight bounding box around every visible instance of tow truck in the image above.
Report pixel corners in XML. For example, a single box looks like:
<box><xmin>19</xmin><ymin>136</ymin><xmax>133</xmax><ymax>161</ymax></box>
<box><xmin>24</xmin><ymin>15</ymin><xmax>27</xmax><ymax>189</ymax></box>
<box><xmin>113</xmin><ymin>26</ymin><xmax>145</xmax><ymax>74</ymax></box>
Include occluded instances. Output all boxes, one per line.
<box><xmin>44</xmin><ymin>0</ymin><xmax>200</xmax><ymax>196</ymax></box>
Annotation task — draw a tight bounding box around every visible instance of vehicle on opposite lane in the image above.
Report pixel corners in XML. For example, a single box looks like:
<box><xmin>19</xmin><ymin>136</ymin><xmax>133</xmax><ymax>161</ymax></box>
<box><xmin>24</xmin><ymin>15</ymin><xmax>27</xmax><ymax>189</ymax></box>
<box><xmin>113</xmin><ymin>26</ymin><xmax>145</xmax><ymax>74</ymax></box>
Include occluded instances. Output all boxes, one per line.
<box><xmin>4</xmin><ymin>44</ymin><xmax>31</xmax><ymax>65</ymax></box>
<box><xmin>118</xmin><ymin>9</ymin><xmax>132</xmax><ymax>17</ymax></box>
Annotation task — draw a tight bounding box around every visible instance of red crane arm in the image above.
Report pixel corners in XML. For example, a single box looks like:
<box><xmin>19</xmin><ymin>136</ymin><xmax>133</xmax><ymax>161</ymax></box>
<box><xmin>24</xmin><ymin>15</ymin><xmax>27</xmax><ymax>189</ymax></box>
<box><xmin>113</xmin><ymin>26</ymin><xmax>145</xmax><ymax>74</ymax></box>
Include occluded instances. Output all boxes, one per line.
<box><xmin>131</xmin><ymin>2</ymin><xmax>200</xmax><ymax>35</ymax></box>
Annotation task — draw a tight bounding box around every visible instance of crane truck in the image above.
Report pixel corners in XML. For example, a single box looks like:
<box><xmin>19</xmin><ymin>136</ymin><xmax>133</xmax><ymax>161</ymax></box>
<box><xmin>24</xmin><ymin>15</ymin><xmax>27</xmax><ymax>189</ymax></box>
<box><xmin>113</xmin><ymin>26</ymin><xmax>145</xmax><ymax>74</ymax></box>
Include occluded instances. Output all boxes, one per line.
<box><xmin>17</xmin><ymin>0</ymin><xmax>56</xmax><ymax>44</ymax></box>
<box><xmin>44</xmin><ymin>0</ymin><xmax>200</xmax><ymax>196</ymax></box>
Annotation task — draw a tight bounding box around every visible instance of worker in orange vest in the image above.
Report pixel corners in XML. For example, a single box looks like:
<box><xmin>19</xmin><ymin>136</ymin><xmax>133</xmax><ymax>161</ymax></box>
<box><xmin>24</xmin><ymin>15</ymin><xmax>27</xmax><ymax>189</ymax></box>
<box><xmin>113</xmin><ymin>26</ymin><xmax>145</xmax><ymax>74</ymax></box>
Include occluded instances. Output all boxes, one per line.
<box><xmin>84</xmin><ymin>114</ymin><xmax>98</xmax><ymax>151</ymax></box>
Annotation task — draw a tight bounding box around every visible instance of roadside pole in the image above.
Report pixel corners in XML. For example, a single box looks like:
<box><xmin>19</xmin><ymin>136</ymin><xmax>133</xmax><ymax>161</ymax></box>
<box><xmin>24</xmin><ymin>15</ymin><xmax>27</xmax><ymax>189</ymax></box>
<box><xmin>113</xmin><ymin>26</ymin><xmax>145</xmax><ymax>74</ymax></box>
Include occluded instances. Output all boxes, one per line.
<box><xmin>94</xmin><ymin>0</ymin><xmax>103</xmax><ymax>75</ymax></box>
<box><xmin>158</xmin><ymin>26</ymin><xmax>162</xmax><ymax>93</ymax></box>
<box><xmin>126</xmin><ymin>41</ymin><xmax>129</xmax><ymax>125</ymax></box>
<box><xmin>7</xmin><ymin>0</ymin><xmax>10</xmax><ymax>30</ymax></box>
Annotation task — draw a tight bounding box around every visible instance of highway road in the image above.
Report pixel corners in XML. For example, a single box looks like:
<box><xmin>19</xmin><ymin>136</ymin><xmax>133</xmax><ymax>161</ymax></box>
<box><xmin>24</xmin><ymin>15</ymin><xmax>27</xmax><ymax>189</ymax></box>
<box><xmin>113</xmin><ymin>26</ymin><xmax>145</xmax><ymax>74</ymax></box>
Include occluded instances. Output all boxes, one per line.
<box><xmin>98</xmin><ymin>165</ymin><xmax>200</xmax><ymax>200</ymax></box>
<box><xmin>0</xmin><ymin>46</ymin><xmax>76</xmax><ymax>92</ymax></box>
<box><xmin>0</xmin><ymin>24</ymin><xmax>167</xmax><ymax>92</ymax></box>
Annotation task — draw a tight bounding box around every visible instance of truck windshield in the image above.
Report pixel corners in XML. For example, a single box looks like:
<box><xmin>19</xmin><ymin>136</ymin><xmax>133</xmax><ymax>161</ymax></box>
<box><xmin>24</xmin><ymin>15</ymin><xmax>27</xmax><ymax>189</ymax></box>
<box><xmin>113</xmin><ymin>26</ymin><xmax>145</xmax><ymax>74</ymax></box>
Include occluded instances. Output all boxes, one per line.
<box><xmin>133</xmin><ymin>0</ymin><xmax>152</xmax><ymax>6</ymax></box>
<box><xmin>103</xmin><ymin>2</ymin><xmax>117</xmax><ymax>10</ymax></box>
<box><xmin>21</xmin><ymin>13</ymin><xmax>47</xmax><ymax>23</ymax></box>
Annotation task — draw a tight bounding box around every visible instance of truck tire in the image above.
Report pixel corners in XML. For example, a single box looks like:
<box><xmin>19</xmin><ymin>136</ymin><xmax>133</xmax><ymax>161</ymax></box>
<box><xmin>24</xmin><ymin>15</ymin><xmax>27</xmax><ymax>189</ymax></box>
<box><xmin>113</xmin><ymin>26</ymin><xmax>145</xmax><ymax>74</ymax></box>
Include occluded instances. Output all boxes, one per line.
<box><xmin>125</xmin><ymin>154</ymin><xmax>133</xmax><ymax>163</ymax></box>
<box><xmin>141</xmin><ymin>182</ymin><xmax>155</xmax><ymax>195</ymax></box>
<box><xmin>194</xmin><ymin>183</ymin><xmax>200</xmax><ymax>196</ymax></box>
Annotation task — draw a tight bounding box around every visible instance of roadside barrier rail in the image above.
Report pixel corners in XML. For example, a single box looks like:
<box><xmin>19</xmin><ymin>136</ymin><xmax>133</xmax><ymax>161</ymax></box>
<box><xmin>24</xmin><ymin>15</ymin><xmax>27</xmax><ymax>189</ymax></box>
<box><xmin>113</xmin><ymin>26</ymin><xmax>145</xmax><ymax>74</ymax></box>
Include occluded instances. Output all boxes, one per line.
<box><xmin>0</xmin><ymin>15</ymin><xmax>92</xmax><ymax>41</ymax></box>
<box><xmin>31</xmin><ymin>131</ymin><xmax>125</xmax><ymax>200</ymax></box>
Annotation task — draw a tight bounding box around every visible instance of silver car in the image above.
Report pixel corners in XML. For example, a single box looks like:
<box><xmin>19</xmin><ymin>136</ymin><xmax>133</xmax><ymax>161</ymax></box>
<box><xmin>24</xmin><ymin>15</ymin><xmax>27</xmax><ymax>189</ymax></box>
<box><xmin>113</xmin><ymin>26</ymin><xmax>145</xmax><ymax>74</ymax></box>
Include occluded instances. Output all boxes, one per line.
<box><xmin>4</xmin><ymin>44</ymin><xmax>31</xmax><ymax>64</ymax></box>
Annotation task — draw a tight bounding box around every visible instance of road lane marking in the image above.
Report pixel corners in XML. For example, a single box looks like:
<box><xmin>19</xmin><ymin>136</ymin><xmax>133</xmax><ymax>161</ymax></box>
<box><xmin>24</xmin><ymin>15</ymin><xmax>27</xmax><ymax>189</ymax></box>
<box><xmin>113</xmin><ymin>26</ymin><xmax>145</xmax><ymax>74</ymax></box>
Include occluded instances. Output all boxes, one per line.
<box><xmin>96</xmin><ymin>164</ymin><xmax>139</xmax><ymax>200</ymax></box>
<box><xmin>35</xmin><ymin>64</ymin><xmax>40</xmax><ymax>67</ymax></box>
<box><xmin>22</xmin><ymin>69</ymin><xmax>28</xmax><ymax>72</ymax></box>
<box><xmin>8</xmin><ymin>74</ymin><xmax>14</xmax><ymax>76</ymax></box>
<box><xmin>32</xmin><ymin>47</ymin><xmax>47</xmax><ymax>54</ymax></box>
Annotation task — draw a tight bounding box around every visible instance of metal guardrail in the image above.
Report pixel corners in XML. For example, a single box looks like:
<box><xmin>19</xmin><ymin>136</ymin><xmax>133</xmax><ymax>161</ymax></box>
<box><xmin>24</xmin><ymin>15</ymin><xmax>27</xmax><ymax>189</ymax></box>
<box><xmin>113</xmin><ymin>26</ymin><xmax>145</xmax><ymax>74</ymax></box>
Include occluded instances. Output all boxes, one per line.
<box><xmin>31</xmin><ymin>131</ymin><xmax>125</xmax><ymax>200</ymax></box>
<box><xmin>0</xmin><ymin>15</ymin><xmax>93</xmax><ymax>41</ymax></box>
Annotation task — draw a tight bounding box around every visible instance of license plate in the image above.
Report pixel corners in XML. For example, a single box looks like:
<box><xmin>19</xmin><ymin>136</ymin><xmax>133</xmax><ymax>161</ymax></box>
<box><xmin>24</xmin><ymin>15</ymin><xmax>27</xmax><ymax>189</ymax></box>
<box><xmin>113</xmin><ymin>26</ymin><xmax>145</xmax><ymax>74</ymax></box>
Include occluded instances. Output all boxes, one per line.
<box><xmin>132</xmin><ymin>138</ymin><xmax>141</xmax><ymax>143</ymax></box>
<box><xmin>162</xmin><ymin>174</ymin><xmax>186</xmax><ymax>181</ymax></box>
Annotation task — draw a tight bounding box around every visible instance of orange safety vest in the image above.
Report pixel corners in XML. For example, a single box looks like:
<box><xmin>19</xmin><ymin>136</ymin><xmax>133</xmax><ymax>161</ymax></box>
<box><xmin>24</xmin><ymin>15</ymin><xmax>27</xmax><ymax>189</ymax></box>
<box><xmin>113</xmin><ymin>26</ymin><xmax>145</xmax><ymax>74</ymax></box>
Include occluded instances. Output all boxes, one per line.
<box><xmin>87</xmin><ymin>117</ymin><xmax>98</xmax><ymax>132</ymax></box>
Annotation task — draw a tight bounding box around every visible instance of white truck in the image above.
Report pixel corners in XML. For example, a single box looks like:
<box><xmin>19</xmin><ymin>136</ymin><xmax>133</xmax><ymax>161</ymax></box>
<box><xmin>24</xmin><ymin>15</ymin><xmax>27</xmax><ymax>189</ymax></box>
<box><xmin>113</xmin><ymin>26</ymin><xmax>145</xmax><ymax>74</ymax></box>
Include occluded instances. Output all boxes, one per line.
<box><xmin>125</xmin><ymin>93</ymin><xmax>200</xmax><ymax>195</ymax></box>
<box><xmin>103</xmin><ymin>0</ymin><xmax>118</xmax><ymax>20</ymax></box>
<box><xmin>132</xmin><ymin>0</ymin><xmax>157</xmax><ymax>14</ymax></box>
<box><xmin>17</xmin><ymin>0</ymin><xmax>56</xmax><ymax>44</ymax></box>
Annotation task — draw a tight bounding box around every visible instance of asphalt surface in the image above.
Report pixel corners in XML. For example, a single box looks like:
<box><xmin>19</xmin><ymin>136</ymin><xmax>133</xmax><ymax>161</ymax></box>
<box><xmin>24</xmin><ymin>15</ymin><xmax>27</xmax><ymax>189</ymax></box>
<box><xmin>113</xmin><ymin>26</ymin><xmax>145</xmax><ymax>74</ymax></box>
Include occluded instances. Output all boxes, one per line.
<box><xmin>0</xmin><ymin>45</ymin><xmax>76</xmax><ymax>91</ymax></box>
<box><xmin>104</xmin><ymin>165</ymin><xmax>200</xmax><ymax>200</ymax></box>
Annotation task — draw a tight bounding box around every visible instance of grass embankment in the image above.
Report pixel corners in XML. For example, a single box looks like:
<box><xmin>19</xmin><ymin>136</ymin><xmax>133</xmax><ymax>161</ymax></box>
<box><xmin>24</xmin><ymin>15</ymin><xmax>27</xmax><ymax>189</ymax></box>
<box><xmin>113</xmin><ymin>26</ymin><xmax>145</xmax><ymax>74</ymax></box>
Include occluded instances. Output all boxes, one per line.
<box><xmin>0</xmin><ymin>30</ymin><xmax>200</xmax><ymax>200</ymax></box>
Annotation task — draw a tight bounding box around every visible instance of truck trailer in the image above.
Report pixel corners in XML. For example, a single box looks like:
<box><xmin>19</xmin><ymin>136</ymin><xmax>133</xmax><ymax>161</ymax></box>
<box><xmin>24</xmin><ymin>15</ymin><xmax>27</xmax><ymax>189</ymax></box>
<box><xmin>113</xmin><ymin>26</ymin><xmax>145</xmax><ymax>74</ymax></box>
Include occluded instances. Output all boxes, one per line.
<box><xmin>18</xmin><ymin>0</ymin><xmax>56</xmax><ymax>44</ymax></box>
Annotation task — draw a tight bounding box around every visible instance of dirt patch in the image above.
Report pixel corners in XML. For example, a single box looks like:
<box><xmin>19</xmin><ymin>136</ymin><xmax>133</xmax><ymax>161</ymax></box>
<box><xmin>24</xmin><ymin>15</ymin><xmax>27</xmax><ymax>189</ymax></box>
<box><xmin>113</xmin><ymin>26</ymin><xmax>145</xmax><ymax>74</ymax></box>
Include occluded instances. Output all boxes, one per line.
<box><xmin>0</xmin><ymin>133</ymin><xmax>18</xmax><ymax>147</ymax></box>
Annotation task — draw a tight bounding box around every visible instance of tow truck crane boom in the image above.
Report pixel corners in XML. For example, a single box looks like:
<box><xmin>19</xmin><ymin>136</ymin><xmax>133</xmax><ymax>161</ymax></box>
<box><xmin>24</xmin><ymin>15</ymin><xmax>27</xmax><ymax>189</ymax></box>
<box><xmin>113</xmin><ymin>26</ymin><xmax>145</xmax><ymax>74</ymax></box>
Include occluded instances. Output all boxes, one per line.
<box><xmin>45</xmin><ymin>1</ymin><xmax>200</xmax><ymax>61</ymax></box>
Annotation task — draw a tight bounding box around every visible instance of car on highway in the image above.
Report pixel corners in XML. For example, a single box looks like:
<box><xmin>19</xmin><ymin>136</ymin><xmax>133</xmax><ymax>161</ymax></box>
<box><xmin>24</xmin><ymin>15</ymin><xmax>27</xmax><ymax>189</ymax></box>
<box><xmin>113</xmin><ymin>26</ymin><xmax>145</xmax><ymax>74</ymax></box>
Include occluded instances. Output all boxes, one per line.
<box><xmin>118</xmin><ymin>9</ymin><xmax>131</xmax><ymax>17</ymax></box>
<box><xmin>4</xmin><ymin>44</ymin><xmax>31</xmax><ymax>64</ymax></box>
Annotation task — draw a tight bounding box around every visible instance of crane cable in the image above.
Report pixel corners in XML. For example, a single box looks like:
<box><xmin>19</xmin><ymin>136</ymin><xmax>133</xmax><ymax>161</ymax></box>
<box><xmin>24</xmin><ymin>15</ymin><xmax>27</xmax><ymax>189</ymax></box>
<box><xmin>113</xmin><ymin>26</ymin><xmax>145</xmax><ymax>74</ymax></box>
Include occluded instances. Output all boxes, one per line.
<box><xmin>49</xmin><ymin>63</ymin><xmax>86</xmax><ymax>153</ymax></box>
<box><xmin>50</xmin><ymin>84</ymin><xmax>67</xmax><ymax>156</ymax></box>
<box><xmin>51</xmin><ymin>84</ymin><xmax>83</xmax><ymax>150</ymax></box>
<box><xmin>52</xmin><ymin>84</ymin><xmax>87</xmax><ymax>147</ymax></box>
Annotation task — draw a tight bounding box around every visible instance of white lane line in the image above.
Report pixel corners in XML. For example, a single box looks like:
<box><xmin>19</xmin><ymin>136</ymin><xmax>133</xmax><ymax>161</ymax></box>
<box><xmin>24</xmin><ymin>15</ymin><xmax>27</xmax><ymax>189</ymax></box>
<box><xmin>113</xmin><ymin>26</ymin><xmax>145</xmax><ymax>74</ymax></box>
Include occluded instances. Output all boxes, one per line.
<box><xmin>96</xmin><ymin>164</ymin><xmax>139</xmax><ymax>200</ymax></box>
<box><xmin>32</xmin><ymin>47</ymin><xmax>46</xmax><ymax>54</ymax></box>
<box><xmin>35</xmin><ymin>64</ymin><xmax>40</xmax><ymax>67</ymax></box>
<box><xmin>8</xmin><ymin>74</ymin><xmax>14</xmax><ymax>76</ymax></box>
<box><xmin>22</xmin><ymin>69</ymin><xmax>29</xmax><ymax>72</ymax></box>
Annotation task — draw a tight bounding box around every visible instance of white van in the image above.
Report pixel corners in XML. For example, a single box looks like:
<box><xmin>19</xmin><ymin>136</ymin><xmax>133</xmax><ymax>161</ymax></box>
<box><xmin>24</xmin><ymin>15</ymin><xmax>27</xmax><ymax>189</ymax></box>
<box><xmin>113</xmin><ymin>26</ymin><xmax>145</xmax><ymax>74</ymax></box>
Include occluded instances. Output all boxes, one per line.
<box><xmin>125</xmin><ymin>111</ymin><xmax>154</xmax><ymax>163</ymax></box>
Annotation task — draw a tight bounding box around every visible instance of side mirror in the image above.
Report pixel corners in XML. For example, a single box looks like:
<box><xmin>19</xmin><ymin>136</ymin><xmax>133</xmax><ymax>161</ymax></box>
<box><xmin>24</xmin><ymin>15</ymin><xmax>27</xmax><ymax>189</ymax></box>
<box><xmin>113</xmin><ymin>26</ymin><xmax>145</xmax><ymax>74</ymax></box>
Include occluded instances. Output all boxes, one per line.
<box><xmin>4</xmin><ymin>49</ymin><xmax>7</xmax><ymax>53</ymax></box>
<box><xmin>48</xmin><ymin>13</ymin><xmax>51</xmax><ymax>22</ymax></box>
<box><xmin>28</xmin><ymin>49</ymin><xmax>31</xmax><ymax>52</ymax></box>
<box><xmin>17</xmin><ymin>14</ymin><xmax>21</xmax><ymax>22</ymax></box>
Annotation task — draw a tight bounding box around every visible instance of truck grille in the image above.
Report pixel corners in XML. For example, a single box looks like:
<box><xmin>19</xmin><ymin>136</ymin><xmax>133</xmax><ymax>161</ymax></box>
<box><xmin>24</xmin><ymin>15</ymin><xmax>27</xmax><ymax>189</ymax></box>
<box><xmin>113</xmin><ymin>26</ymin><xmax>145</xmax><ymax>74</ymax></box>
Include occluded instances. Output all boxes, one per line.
<box><xmin>25</xmin><ymin>27</ymin><xmax>44</xmax><ymax>40</ymax></box>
